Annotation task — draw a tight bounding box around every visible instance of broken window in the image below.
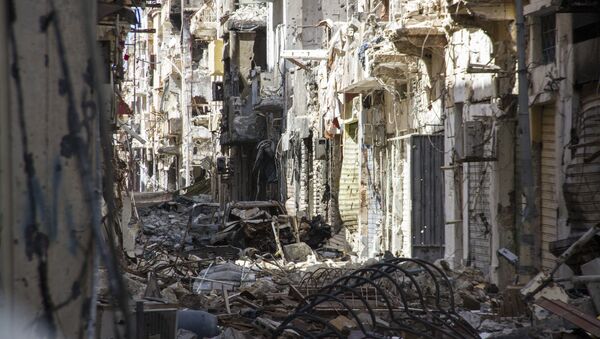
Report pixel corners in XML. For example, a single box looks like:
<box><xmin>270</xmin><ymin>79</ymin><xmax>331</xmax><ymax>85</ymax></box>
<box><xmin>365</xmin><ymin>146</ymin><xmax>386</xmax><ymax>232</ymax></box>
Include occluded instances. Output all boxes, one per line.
<box><xmin>252</xmin><ymin>29</ymin><xmax>268</xmax><ymax>70</ymax></box>
<box><xmin>541</xmin><ymin>14</ymin><xmax>556</xmax><ymax>64</ymax></box>
<box><xmin>192</xmin><ymin>96</ymin><xmax>209</xmax><ymax>117</ymax></box>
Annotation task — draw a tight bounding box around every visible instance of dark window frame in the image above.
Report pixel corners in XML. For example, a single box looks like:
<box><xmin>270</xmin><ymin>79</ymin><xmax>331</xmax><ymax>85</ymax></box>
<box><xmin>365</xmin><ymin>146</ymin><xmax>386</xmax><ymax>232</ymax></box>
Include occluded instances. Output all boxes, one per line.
<box><xmin>541</xmin><ymin>14</ymin><xmax>556</xmax><ymax>64</ymax></box>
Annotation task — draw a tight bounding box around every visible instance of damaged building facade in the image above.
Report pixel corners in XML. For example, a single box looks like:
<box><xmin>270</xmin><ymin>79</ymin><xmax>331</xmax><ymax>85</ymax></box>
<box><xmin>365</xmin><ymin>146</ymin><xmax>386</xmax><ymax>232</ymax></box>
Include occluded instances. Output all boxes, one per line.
<box><xmin>230</xmin><ymin>0</ymin><xmax>600</xmax><ymax>286</ymax></box>
<box><xmin>116</xmin><ymin>0</ymin><xmax>600</xmax><ymax>288</ymax></box>
<box><xmin>123</xmin><ymin>0</ymin><xmax>221</xmax><ymax>194</ymax></box>
<box><xmin>215</xmin><ymin>1</ymin><xmax>283</xmax><ymax>202</ymax></box>
<box><xmin>5</xmin><ymin>0</ymin><xmax>600</xmax><ymax>338</ymax></box>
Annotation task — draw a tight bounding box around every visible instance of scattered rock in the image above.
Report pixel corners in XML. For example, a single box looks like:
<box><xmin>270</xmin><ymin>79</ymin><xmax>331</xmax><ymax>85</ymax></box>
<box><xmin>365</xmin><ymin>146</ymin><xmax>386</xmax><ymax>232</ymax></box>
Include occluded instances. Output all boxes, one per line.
<box><xmin>283</xmin><ymin>242</ymin><xmax>314</xmax><ymax>262</ymax></box>
<box><xmin>329</xmin><ymin>315</ymin><xmax>357</xmax><ymax>333</ymax></box>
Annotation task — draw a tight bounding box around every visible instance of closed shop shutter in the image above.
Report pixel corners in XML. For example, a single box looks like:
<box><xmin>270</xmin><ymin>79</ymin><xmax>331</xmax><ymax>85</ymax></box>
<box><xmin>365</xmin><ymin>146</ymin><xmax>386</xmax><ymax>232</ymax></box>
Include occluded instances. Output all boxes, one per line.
<box><xmin>541</xmin><ymin>108</ymin><xmax>558</xmax><ymax>270</ymax></box>
<box><xmin>339</xmin><ymin>122</ymin><xmax>360</xmax><ymax>232</ymax></box>
<box><xmin>410</xmin><ymin>135</ymin><xmax>445</xmax><ymax>262</ymax></box>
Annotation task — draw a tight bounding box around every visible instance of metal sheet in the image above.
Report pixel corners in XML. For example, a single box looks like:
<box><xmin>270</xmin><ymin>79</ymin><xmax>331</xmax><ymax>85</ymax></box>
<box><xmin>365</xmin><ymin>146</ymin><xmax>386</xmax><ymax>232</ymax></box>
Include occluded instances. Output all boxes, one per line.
<box><xmin>541</xmin><ymin>107</ymin><xmax>558</xmax><ymax>270</ymax></box>
<box><xmin>410</xmin><ymin>135</ymin><xmax>445</xmax><ymax>262</ymax></box>
<box><xmin>536</xmin><ymin>297</ymin><xmax>600</xmax><ymax>336</ymax></box>
<box><xmin>339</xmin><ymin>123</ymin><xmax>360</xmax><ymax>232</ymax></box>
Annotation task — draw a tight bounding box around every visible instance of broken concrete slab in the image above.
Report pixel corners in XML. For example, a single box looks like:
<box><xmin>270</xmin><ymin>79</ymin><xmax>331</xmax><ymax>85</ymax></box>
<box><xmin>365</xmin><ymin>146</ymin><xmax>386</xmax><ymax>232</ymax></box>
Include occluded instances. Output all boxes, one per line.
<box><xmin>283</xmin><ymin>242</ymin><xmax>314</xmax><ymax>262</ymax></box>
<box><xmin>329</xmin><ymin>315</ymin><xmax>357</xmax><ymax>333</ymax></box>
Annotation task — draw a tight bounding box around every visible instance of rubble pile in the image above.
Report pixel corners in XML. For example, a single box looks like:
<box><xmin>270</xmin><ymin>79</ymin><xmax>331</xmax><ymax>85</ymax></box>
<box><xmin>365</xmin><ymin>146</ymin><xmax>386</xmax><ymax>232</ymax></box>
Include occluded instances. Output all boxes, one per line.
<box><xmin>116</xmin><ymin>196</ymin><xmax>600</xmax><ymax>338</ymax></box>
<box><xmin>211</xmin><ymin>201</ymin><xmax>296</xmax><ymax>255</ymax></box>
<box><xmin>225</xmin><ymin>3</ymin><xmax>267</xmax><ymax>28</ymax></box>
<box><xmin>133</xmin><ymin>196</ymin><xmax>221</xmax><ymax>251</ymax></box>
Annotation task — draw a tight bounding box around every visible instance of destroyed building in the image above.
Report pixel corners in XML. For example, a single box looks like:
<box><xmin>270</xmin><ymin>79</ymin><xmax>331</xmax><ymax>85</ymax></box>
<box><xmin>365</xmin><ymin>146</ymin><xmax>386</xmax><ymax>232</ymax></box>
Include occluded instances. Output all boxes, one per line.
<box><xmin>4</xmin><ymin>0</ymin><xmax>600</xmax><ymax>338</ymax></box>
<box><xmin>122</xmin><ymin>0</ymin><xmax>221</xmax><ymax>193</ymax></box>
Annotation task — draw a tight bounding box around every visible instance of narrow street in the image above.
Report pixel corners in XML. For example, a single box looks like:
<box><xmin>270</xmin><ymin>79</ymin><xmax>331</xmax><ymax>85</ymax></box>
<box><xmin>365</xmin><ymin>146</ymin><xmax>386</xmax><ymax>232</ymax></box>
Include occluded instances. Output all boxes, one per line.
<box><xmin>2</xmin><ymin>0</ymin><xmax>600</xmax><ymax>338</ymax></box>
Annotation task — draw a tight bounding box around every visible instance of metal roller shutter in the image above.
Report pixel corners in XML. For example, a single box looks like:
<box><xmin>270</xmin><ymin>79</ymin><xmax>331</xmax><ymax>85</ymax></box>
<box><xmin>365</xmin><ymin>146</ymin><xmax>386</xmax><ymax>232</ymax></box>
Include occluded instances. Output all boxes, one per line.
<box><xmin>541</xmin><ymin>108</ymin><xmax>558</xmax><ymax>270</ymax></box>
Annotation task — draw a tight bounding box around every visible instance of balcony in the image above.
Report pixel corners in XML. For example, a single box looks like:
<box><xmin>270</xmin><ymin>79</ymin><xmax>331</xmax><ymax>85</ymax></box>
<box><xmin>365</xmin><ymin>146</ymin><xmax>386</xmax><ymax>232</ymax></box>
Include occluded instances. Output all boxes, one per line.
<box><xmin>447</xmin><ymin>0</ymin><xmax>515</xmax><ymax>24</ymax></box>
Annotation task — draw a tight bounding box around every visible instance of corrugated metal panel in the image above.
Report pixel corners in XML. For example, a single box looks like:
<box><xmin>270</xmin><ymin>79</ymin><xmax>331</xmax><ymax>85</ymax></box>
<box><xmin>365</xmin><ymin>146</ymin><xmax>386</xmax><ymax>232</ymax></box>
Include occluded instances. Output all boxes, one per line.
<box><xmin>410</xmin><ymin>135</ymin><xmax>445</xmax><ymax>262</ymax></box>
<box><xmin>468</xmin><ymin>162</ymin><xmax>492</xmax><ymax>274</ymax></box>
<box><xmin>541</xmin><ymin>108</ymin><xmax>558</xmax><ymax>270</ymax></box>
<box><xmin>339</xmin><ymin>123</ymin><xmax>360</xmax><ymax>232</ymax></box>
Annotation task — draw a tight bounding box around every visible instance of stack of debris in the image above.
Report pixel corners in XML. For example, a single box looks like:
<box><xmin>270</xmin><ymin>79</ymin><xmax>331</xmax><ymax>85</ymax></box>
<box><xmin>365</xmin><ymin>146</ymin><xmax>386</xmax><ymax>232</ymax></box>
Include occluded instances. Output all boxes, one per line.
<box><xmin>116</xmin><ymin>197</ymin><xmax>600</xmax><ymax>338</ymax></box>
<box><xmin>211</xmin><ymin>201</ymin><xmax>296</xmax><ymax>256</ymax></box>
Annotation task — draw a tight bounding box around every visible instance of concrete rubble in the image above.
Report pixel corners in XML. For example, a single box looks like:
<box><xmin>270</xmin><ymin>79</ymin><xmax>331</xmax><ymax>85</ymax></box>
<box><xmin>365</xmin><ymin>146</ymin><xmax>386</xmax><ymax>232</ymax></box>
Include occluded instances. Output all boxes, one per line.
<box><xmin>95</xmin><ymin>192</ymin><xmax>600</xmax><ymax>338</ymax></box>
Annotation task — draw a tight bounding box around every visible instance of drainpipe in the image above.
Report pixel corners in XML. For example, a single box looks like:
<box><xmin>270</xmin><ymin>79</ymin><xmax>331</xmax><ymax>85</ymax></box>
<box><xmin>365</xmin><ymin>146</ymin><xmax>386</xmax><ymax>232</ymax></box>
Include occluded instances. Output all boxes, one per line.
<box><xmin>0</xmin><ymin>2</ymin><xmax>14</xmax><ymax>337</ymax></box>
<box><xmin>515</xmin><ymin>0</ymin><xmax>538</xmax><ymax>278</ymax></box>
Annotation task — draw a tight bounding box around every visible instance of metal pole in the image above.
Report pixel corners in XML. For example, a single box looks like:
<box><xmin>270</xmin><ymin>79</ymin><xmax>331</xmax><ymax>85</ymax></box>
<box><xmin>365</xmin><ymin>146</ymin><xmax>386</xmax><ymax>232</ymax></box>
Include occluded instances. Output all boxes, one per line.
<box><xmin>181</xmin><ymin>0</ymin><xmax>190</xmax><ymax>188</ymax></box>
<box><xmin>0</xmin><ymin>1</ymin><xmax>14</xmax><ymax>337</ymax></box>
<box><xmin>515</xmin><ymin>0</ymin><xmax>538</xmax><ymax>276</ymax></box>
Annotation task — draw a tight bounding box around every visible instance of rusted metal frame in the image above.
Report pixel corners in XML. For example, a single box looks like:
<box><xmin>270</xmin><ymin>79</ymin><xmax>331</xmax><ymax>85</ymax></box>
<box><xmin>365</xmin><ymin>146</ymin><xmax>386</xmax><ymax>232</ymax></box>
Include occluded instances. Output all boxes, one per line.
<box><xmin>342</xmin><ymin>268</ymin><xmax>455</xmax><ymax>339</ymax></box>
<box><xmin>535</xmin><ymin>297</ymin><xmax>600</xmax><ymax>336</ymax></box>
<box><xmin>274</xmin><ymin>294</ymin><xmax>370</xmax><ymax>338</ymax></box>
<box><xmin>387</xmin><ymin>258</ymin><xmax>479</xmax><ymax>338</ymax></box>
<box><xmin>314</xmin><ymin>269</ymin><xmax>342</xmax><ymax>287</ymax></box>
<box><xmin>390</xmin><ymin>258</ymin><xmax>454</xmax><ymax>311</ymax></box>
<box><xmin>305</xmin><ymin>288</ymin><xmax>380</xmax><ymax>334</ymax></box>
<box><xmin>316</xmin><ymin>276</ymin><xmax>452</xmax><ymax>339</ymax></box>
<box><xmin>338</xmin><ymin>267</ymin><xmax>406</xmax><ymax>310</ymax></box>
<box><xmin>299</xmin><ymin>269</ymin><xmax>324</xmax><ymax>289</ymax></box>
<box><xmin>279</xmin><ymin>259</ymin><xmax>479</xmax><ymax>338</ymax></box>
<box><xmin>324</xmin><ymin>276</ymin><xmax>397</xmax><ymax>330</ymax></box>
<box><xmin>351</xmin><ymin>266</ymin><xmax>415</xmax><ymax>313</ymax></box>
<box><xmin>299</xmin><ymin>268</ymin><xmax>341</xmax><ymax>290</ymax></box>
<box><xmin>306</xmin><ymin>268</ymin><xmax>348</xmax><ymax>291</ymax></box>
<box><xmin>369</xmin><ymin>260</ymin><xmax>478</xmax><ymax>338</ymax></box>
<box><xmin>338</xmin><ymin>268</ymin><xmax>450</xmax><ymax>338</ymax></box>
<box><xmin>366</xmin><ymin>262</ymin><xmax>430</xmax><ymax>311</ymax></box>
<box><xmin>385</xmin><ymin>260</ymin><xmax>454</xmax><ymax>317</ymax></box>
<box><xmin>388</xmin><ymin>258</ymin><xmax>453</xmax><ymax>310</ymax></box>
<box><xmin>348</xmin><ymin>267</ymin><xmax>461</xmax><ymax>339</ymax></box>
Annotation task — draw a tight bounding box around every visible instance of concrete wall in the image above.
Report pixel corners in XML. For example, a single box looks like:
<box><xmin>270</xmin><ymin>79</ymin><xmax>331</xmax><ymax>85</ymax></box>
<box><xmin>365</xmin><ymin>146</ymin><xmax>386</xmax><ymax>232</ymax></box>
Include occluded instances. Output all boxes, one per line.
<box><xmin>1</xmin><ymin>1</ymin><xmax>100</xmax><ymax>337</ymax></box>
